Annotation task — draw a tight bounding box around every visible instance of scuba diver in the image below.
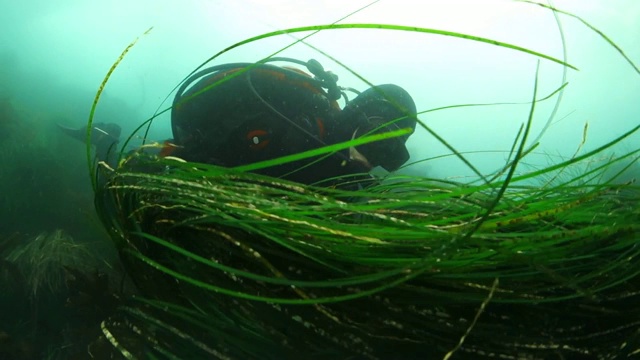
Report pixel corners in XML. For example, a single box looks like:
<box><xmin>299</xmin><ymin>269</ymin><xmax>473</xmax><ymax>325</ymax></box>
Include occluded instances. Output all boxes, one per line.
<box><xmin>60</xmin><ymin>57</ymin><xmax>418</xmax><ymax>186</ymax></box>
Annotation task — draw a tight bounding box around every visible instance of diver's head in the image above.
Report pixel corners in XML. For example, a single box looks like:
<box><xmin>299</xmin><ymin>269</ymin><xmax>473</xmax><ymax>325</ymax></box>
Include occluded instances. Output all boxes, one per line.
<box><xmin>341</xmin><ymin>84</ymin><xmax>417</xmax><ymax>172</ymax></box>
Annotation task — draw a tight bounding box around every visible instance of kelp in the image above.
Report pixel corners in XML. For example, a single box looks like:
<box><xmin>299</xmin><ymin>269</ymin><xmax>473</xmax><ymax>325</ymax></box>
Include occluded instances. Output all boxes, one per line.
<box><xmin>90</xmin><ymin>2</ymin><xmax>639</xmax><ymax>359</ymax></box>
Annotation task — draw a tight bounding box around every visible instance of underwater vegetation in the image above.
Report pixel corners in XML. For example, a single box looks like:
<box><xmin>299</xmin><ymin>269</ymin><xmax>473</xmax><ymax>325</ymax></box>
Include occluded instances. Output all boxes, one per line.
<box><xmin>88</xmin><ymin>3</ymin><xmax>640</xmax><ymax>360</ymax></box>
<box><xmin>0</xmin><ymin>56</ymin><xmax>124</xmax><ymax>358</ymax></box>
<box><xmin>4</xmin><ymin>229</ymin><xmax>94</xmax><ymax>297</ymax></box>
<box><xmin>86</xmin><ymin>5</ymin><xmax>640</xmax><ymax>358</ymax></box>
<box><xmin>0</xmin><ymin>230</ymin><xmax>125</xmax><ymax>359</ymax></box>
<box><xmin>95</xmin><ymin>154</ymin><xmax>639</xmax><ymax>359</ymax></box>
<box><xmin>1</xmin><ymin>1</ymin><xmax>638</xmax><ymax>359</ymax></box>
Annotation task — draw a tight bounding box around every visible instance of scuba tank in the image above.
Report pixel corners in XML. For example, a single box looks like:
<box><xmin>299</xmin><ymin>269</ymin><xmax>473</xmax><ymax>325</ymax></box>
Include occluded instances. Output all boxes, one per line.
<box><xmin>171</xmin><ymin>57</ymin><xmax>417</xmax><ymax>184</ymax></box>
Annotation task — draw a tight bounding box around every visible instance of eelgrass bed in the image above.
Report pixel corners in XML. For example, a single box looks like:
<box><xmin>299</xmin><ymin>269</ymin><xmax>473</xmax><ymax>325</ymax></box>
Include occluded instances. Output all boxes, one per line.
<box><xmin>89</xmin><ymin>2</ymin><xmax>640</xmax><ymax>359</ymax></box>
<box><xmin>95</xmin><ymin>143</ymin><xmax>640</xmax><ymax>359</ymax></box>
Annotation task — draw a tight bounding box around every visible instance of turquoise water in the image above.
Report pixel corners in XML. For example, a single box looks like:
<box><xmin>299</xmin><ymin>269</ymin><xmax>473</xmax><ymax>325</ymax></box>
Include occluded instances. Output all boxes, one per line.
<box><xmin>0</xmin><ymin>0</ymin><xmax>638</xmax><ymax>358</ymax></box>
<box><xmin>2</xmin><ymin>0</ymin><xmax>638</xmax><ymax>175</ymax></box>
